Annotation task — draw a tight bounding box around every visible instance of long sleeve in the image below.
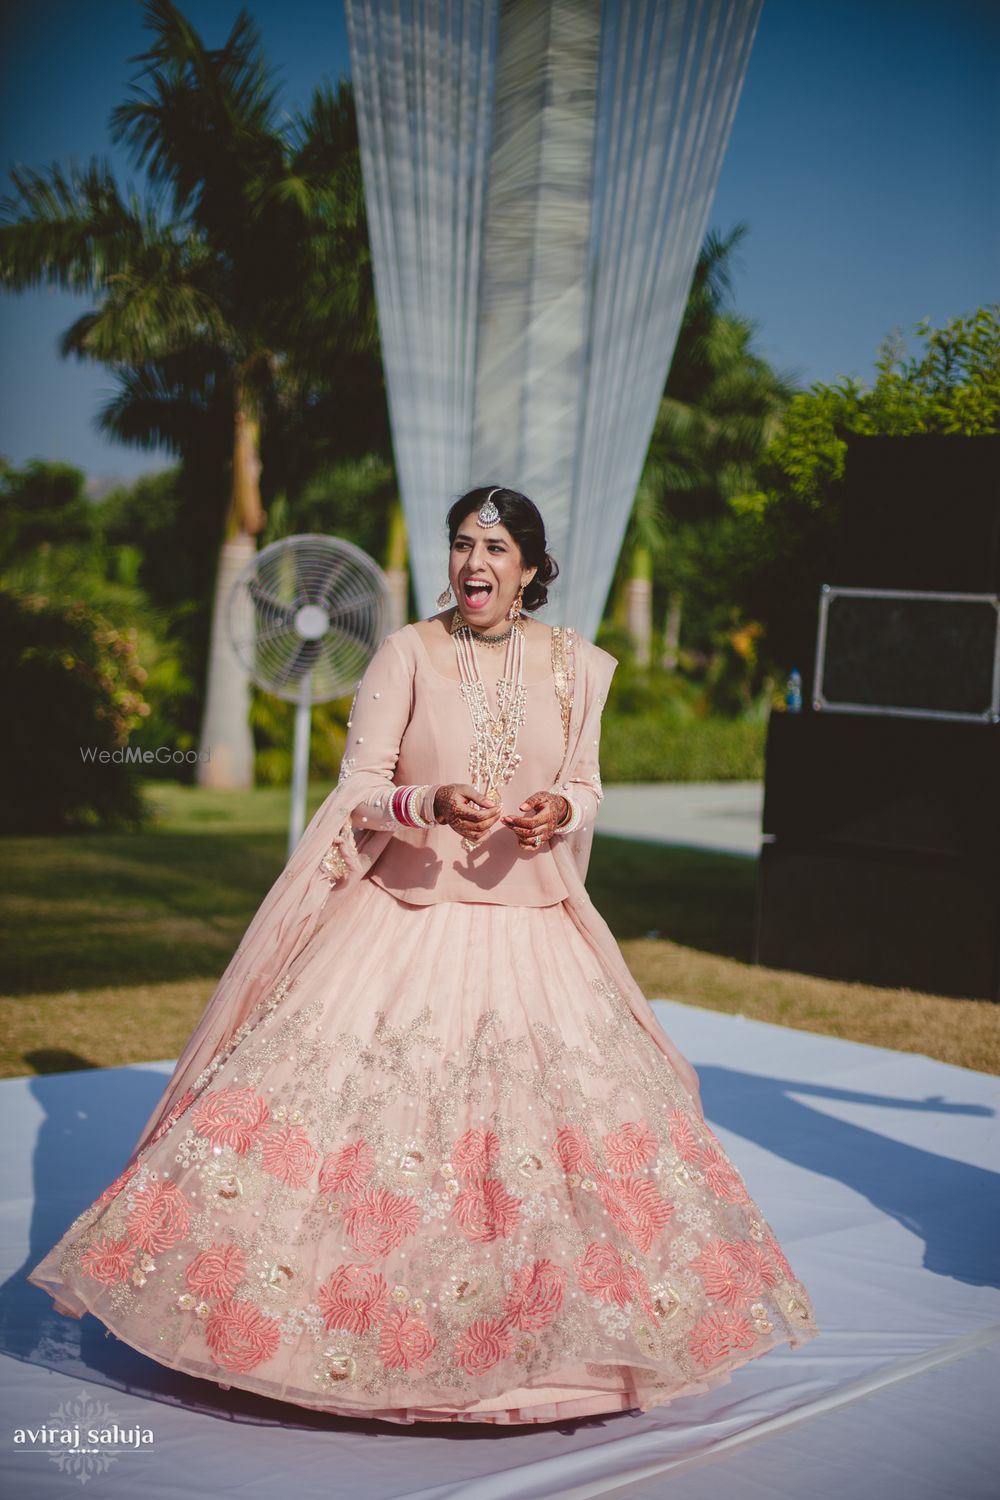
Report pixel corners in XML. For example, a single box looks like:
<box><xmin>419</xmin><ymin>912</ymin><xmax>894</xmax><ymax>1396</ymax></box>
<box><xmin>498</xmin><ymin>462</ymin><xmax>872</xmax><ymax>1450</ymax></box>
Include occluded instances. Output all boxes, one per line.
<box><xmin>333</xmin><ymin>635</ymin><xmax>435</xmax><ymax>832</ymax></box>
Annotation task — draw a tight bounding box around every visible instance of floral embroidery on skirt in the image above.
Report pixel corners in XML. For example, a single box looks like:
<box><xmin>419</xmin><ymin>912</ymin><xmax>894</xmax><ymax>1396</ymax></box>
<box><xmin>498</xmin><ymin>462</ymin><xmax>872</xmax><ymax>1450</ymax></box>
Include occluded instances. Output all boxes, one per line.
<box><xmin>29</xmin><ymin>878</ymin><xmax>818</xmax><ymax>1424</ymax></box>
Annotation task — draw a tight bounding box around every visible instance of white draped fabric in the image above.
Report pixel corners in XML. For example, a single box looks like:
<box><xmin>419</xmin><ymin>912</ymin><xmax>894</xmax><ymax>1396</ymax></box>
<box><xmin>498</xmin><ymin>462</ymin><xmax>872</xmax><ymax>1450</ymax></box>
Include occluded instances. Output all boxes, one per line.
<box><xmin>345</xmin><ymin>0</ymin><xmax>762</xmax><ymax>640</ymax></box>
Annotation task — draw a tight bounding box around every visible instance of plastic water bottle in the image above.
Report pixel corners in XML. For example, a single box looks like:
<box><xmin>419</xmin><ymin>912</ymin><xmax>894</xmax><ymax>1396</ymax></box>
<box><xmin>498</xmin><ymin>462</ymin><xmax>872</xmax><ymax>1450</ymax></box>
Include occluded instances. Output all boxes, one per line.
<box><xmin>785</xmin><ymin>668</ymin><xmax>802</xmax><ymax>713</ymax></box>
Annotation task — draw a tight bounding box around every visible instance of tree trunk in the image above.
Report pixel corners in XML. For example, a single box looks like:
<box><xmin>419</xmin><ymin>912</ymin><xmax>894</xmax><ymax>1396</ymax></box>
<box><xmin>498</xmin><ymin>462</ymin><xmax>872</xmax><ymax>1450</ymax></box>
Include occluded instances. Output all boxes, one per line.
<box><xmin>625</xmin><ymin>541</ymin><xmax>652</xmax><ymax>667</ymax></box>
<box><xmin>611</xmin><ymin>567</ymin><xmax>629</xmax><ymax>628</ymax></box>
<box><xmin>662</xmin><ymin>591</ymin><xmax>683</xmax><ymax>670</ymax></box>
<box><xmin>384</xmin><ymin>494</ymin><xmax>409</xmax><ymax>635</ymax></box>
<box><xmin>196</xmin><ymin>392</ymin><xmax>265</xmax><ymax>789</ymax></box>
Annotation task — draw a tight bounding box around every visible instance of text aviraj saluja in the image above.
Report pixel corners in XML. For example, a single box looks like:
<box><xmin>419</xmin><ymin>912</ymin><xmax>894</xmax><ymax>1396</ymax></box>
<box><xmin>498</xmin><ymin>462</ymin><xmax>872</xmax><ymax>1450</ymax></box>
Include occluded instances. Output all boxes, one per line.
<box><xmin>13</xmin><ymin>1423</ymin><xmax>155</xmax><ymax>1448</ymax></box>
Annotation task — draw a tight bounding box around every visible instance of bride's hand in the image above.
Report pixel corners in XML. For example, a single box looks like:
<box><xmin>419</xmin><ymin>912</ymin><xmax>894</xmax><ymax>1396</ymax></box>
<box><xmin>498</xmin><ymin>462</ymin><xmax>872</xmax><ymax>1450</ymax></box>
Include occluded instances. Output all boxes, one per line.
<box><xmin>433</xmin><ymin>784</ymin><xmax>502</xmax><ymax>845</ymax></box>
<box><xmin>501</xmin><ymin>791</ymin><xmax>568</xmax><ymax>847</ymax></box>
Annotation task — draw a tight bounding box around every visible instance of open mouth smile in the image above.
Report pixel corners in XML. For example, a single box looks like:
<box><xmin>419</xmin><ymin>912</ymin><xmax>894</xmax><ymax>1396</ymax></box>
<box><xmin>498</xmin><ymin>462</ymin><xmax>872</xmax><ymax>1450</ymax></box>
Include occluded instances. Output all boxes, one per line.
<box><xmin>462</xmin><ymin>579</ymin><xmax>494</xmax><ymax>609</ymax></box>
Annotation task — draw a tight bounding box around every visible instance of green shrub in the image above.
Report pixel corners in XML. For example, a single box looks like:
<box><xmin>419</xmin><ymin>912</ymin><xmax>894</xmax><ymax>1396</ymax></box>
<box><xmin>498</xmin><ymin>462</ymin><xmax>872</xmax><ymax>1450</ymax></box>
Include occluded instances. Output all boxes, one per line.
<box><xmin>595</xmin><ymin>631</ymin><xmax>766</xmax><ymax>779</ymax></box>
<box><xmin>249</xmin><ymin>686</ymin><xmax>354</xmax><ymax>786</ymax></box>
<box><xmin>601</xmin><ymin>710</ymin><xmax>765</xmax><ymax>781</ymax></box>
<box><xmin>606</xmin><ymin>659</ymin><xmax>703</xmax><ymax>722</ymax></box>
<box><xmin>0</xmin><ymin>585</ymin><xmax>150</xmax><ymax>831</ymax></box>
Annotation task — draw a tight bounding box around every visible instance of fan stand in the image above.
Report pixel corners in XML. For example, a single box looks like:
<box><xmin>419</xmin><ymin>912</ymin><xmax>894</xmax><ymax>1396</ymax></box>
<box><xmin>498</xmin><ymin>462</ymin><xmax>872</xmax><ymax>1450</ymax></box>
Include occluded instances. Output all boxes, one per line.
<box><xmin>289</xmin><ymin>670</ymin><xmax>313</xmax><ymax>858</ymax></box>
<box><xmin>288</xmin><ymin>600</ymin><xmax>329</xmax><ymax>857</ymax></box>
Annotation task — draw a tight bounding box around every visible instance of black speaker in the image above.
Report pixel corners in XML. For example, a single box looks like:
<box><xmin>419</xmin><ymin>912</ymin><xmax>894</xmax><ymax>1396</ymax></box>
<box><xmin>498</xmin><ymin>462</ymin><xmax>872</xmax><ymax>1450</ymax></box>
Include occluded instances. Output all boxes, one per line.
<box><xmin>756</xmin><ymin>434</ymin><xmax>1000</xmax><ymax>1000</ymax></box>
<box><xmin>754</xmin><ymin>840</ymin><xmax>1000</xmax><ymax>1001</ymax></box>
<box><xmin>814</xmin><ymin>587</ymin><xmax>998</xmax><ymax>720</ymax></box>
<box><xmin>762</xmin><ymin>713</ymin><xmax>1000</xmax><ymax>860</ymax></box>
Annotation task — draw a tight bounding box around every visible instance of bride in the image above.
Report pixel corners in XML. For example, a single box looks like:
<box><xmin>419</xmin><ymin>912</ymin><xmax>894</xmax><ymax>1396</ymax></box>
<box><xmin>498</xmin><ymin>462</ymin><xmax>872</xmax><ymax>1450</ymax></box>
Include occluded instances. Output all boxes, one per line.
<box><xmin>28</xmin><ymin>485</ymin><xmax>818</xmax><ymax>1425</ymax></box>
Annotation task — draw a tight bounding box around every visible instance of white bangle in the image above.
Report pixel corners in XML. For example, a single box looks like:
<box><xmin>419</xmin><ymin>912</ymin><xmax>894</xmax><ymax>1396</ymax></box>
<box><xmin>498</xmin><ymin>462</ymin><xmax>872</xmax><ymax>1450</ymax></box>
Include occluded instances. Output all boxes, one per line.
<box><xmin>554</xmin><ymin>789</ymin><xmax>583</xmax><ymax>834</ymax></box>
<box><xmin>407</xmin><ymin>784</ymin><xmax>435</xmax><ymax>829</ymax></box>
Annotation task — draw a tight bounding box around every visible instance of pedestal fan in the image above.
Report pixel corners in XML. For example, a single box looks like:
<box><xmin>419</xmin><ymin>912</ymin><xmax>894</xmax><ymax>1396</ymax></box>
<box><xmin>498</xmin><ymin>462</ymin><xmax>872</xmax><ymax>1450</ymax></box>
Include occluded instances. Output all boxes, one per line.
<box><xmin>227</xmin><ymin>535</ymin><xmax>389</xmax><ymax>856</ymax></box>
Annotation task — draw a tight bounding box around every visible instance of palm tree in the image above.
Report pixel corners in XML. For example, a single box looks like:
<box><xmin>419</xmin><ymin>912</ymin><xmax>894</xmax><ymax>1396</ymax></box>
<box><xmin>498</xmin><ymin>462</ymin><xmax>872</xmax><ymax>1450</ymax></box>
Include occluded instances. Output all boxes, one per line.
<box><xmin>614</xmin><ymin>476</ymin><xmax>666</xmax><ymax>668</ymax></box>
<box><xmin>0</xmin><ymin>0</ymin><xmax>378</xmax><ymax>787</ymax></box>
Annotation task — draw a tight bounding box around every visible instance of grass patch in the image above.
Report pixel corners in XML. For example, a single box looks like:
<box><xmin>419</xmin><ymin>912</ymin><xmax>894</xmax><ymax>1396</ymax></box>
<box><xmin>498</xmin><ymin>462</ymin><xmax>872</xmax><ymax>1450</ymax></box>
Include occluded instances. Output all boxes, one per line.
<box><xmin>601</xmin><ymin>715</ymin><xmax>765</xmax><ymax>782</ymax></box>
<box><xmin>2</xmin><ymin>781</ymin><xmax>997</xmax><ymax>1078</ymax></box>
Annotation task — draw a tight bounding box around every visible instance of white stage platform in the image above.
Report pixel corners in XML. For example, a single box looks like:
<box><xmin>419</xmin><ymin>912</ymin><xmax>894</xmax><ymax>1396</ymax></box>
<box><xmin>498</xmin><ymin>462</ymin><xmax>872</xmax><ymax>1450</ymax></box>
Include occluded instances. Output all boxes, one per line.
<box><xmin>3</xmin><ymin>1001</ymin><xmax>998</xmax><ymax>1499</ymax></box>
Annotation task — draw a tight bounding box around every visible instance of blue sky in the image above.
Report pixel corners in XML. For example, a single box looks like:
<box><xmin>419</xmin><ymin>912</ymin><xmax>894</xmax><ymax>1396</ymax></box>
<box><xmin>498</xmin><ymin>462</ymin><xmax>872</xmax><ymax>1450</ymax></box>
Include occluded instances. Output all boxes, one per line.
<box><xmin>1</xmin><ymin>0</ymin><xmax>996</xmax><ymax>487</ymax></box>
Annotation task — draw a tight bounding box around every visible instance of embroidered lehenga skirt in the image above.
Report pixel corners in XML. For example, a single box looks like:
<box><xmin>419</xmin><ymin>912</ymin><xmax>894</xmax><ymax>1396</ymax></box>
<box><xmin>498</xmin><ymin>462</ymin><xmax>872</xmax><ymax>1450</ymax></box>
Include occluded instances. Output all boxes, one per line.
<box><xmin>28</xmin><ymin>875</ymin><xmax>818</xmax><ymax>1424</ymax></box>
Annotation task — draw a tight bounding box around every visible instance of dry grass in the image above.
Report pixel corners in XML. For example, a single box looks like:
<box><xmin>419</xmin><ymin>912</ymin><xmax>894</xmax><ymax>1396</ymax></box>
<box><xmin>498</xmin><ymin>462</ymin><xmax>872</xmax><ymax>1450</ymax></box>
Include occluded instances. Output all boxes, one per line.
<box><xmin>622</xmin><ymin>938</ymin><xmax>1000</xmax><ymax>1076</ymax></box>
<box><xmin>7</xmin><ymin>979</ymin><xmax>213</xmax><ymax>1077</ymax></box>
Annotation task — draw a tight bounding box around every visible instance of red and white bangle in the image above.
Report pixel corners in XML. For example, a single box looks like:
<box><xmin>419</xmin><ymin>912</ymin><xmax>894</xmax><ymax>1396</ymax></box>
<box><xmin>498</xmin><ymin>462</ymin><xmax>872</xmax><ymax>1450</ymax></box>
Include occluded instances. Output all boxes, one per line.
<box><xmin>389</xmin><ymin>784</ymin><xmax>434</xmax><ymax>829</ymax></box>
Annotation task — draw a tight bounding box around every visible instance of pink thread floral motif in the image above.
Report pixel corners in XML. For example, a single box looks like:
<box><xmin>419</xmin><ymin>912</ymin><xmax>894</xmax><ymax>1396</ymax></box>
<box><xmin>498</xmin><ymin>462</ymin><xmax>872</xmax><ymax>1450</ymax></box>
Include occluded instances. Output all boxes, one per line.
<box><xmin>125</xmin><ymin>1180</ymin><xmax>192</xmax><ymax>1254</ymax></box>
<box><xmin>594</xmin><ymin>1171</ymin><xmax>675</xmax><ymax>1255</ymax></box>
<box><xmin>699</xmin><ymin>1147</ymin><xmax>754</xmax><ymax>1206</ymax></box>
<box><xmin>379</xmin><ymin>1308</ymin><xmax>437</xmax><ymax>1372</ymax></box>
<box><xmin>587</xmin><ymin>1110</ymin><xmax>758</xmax><ymax>1211</ymax></box>
<box><xmin>191</xmin><ymin>1086</ymin><xmax>271</xmax><ymax>1154</ymax></box>
<box><xmin>80</xmin><ymin>1237</ymin><xmax>136</xmax><ymax>1286</ymax></box>
<box><xmin>44</xmin><ymin>951</ymin><xmax>819</xmax><ymax>1410</ymax></box>
<box><xmin>454</xmin><ymin>1317</ymin><xmax>513</xmax><ymax>1375</ymax></box>
<box><xmin>259</xmin><ymin>1125</ymin><xmax>320</xmax><ymax>1189</ymax></box>
<box><xmin>689</xmin><ymin>1239</ymin><xmax>777</xmax><ymax>1308</ymax></box>
<box><xmin>666</xmin><ymin>1108</ymin><xmax>703</xmax><ymax>1165</ymax></box>
<box><xmin>551</xmin><ymin>1124</ymin><xmax>594</xmax><ymax>1174</ymax></box>
<box><xmin>343</xmin><ymin>1187</ymin><xmax>422</xmax><ymax>1257</ymax></box>
<box><xmin>503</xmin><ymin>1258</ymin><xmax>567</xmax><ymax>1331</ymax></box>
<box><xmin>319</xmin><ymin>1139</ymin><xmax>376</xmax><ymax>1196</ymax></box>
<box><xmin>688</xmin><ymin>1308</ymin><xmax>757</xmax><ymax>1367</ymax></box>
<box><xmin>318</xmin><ymin>1264</ymin><xmax>391</xmax><ymax>1334</ymax></box>
<box><xmin>77</xmin><ymin>1092</ymin><xmax>808</xmax><ymax>1391</ymax></box>
<box><xmin>451</xmin><ymin>1127</ymin><xmax>501</xmax><ymax>1180</ymax></box>
<box><xmin>90</xmin><ymin>1085</ymin><xmax>199</xmax><ymax>1218</ymax></box>
<box><xmin>452</xmin><ymin>1177</ymin><xmax>522</xmax><ymax>1245</ymax></box>
<box><xmin>185</xmin><ymin>1243</ymin><xmax>247</xmax><ymax>1300</ymax></box>
<box><xmin>551</xmin><ymin>1114</ymin><xmax>808</xmax><ymax>1370</ymax></box>
<box><xmin>574</xmin><ymin>1243</ymin><xmax>638</xmax><ymax>1309</ymax></box>
<box><xmin>205</xmin><ymin>1296</ymin><xmax>282</xmax><ymax>1373</ymax></box>
<box><xmin>603</xmin><ymin>1120</ymin><xmax>657</xmax><ymax>1173</ymax></box>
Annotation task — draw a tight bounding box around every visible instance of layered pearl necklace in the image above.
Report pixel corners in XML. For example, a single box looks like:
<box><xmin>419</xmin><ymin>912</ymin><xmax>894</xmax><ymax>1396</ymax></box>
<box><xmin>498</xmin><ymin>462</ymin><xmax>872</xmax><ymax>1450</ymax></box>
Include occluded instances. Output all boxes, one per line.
<box><xmin>449</xmin><ymin>605</ymin><xmax>527</xmax><ymax>849</ymax></box>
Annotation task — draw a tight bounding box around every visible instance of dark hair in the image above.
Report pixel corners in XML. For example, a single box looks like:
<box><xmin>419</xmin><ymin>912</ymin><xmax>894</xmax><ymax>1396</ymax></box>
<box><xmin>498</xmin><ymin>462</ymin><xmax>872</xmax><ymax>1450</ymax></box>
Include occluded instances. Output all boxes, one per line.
<box><xmin>446</xmin><ymin>486</ymin><xmax>559</xmax><ymax>612</ymax></box>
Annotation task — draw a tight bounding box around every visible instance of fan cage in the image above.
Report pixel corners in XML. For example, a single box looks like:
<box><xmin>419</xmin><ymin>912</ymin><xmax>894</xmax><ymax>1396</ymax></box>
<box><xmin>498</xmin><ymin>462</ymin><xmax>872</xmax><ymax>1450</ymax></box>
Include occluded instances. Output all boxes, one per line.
<box><xmin>227</xmin><ymin>535</ymin><xmax>389</xmax><ymax>704</ymax></box>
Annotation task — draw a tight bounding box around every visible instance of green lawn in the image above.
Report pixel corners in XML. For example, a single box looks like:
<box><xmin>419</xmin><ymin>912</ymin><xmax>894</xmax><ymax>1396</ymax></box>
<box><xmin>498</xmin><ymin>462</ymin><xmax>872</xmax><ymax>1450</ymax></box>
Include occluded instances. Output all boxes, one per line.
<box><xmin>3</xmin><ymin>780</ymin><xmax>998</xmax><ymax>1078</ymax></box>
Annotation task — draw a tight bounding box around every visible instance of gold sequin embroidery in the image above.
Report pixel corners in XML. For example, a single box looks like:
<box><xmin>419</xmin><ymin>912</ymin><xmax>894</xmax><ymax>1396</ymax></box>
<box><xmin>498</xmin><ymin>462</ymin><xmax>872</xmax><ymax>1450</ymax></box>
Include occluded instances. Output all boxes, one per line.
<box><xmin>550</xmin><ymin>626</ymin><xmax>574</xmax><ymax>753</ymax></box>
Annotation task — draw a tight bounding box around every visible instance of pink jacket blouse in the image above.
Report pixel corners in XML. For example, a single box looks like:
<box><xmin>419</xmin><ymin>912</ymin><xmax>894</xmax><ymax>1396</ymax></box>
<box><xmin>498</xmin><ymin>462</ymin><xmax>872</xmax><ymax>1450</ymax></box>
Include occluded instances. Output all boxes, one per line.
<box><xmin>338</xmin><ymin>623</ymin><xmax>604</xmax><ymax>905</ymax></box>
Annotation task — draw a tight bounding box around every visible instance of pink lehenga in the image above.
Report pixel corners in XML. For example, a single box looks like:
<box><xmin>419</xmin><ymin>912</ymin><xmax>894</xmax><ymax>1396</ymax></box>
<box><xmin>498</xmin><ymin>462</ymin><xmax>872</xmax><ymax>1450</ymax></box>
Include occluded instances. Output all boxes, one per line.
<box><xmin>28</xmin><ymin>621</ymin><xmax>818</xmax><ymax>1425</ymax></box>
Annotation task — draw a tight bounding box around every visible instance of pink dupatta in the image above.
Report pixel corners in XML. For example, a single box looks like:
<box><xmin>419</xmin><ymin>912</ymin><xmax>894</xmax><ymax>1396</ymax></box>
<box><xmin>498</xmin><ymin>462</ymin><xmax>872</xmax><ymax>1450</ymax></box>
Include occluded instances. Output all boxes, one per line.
<box><xmin>127</xmin><ymin>627</ymin><xmax>703</xmax><ymax>1164</ymax></box>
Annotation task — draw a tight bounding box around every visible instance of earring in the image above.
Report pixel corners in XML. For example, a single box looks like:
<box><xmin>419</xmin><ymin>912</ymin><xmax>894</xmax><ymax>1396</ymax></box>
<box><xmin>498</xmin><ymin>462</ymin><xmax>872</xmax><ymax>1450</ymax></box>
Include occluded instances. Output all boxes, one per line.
<box><xmin>507</xmin><ymin>581</ymin><xmax>526</xmax><ymax>621</ymax></box>
<box><xmin>436</xmin><ymin>582</ymin><xmax>453</xmax><ymax>607</ymax></box>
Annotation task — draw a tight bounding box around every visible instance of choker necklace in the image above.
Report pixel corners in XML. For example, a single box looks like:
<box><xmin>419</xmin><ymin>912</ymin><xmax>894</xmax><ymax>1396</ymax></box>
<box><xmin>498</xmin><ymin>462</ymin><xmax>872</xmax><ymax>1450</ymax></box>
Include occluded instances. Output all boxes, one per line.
<box><xmin>449</xmin><ymin>608</ymin><xmax>516</xmax><ymax>648</ymax></box>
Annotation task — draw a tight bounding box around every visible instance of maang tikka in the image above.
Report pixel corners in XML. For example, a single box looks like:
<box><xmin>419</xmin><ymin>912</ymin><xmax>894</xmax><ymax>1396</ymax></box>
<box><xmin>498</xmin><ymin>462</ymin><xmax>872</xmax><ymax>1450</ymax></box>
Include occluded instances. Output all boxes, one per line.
<box><xmin>476</xmin><ymin>486</ymin><xmax>502</xmax><ymax>527</ymax></box>
<box><xmin>436</xmin><ymin>488</ymin><xmax>503</xmax><ymax>606</ymax></box>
